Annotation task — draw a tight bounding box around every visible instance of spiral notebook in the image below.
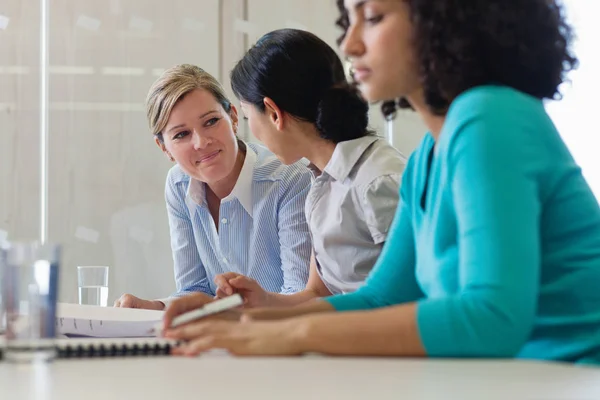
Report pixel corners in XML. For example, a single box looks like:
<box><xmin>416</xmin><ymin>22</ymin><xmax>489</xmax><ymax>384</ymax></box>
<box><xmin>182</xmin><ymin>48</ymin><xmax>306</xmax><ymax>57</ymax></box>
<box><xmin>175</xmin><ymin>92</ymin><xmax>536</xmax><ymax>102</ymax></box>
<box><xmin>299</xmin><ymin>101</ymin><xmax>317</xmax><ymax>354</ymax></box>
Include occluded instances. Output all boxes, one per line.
<box><xmin>0</xmin><ymin>337</ymin><xmax>180</xmax><ymax>360</ymax></box>
<box><xmin>56</xmin><ymin>303</ymin><xmax>164</xmax><ymax>338</ymax></box>
<box><xmin>53</xmin><ymin>303</ymin><xmax>179</xmax><ymax>358</ymax></box>
<box><xmin>1</xmin><ymin>303</ymin><xmax>179</xmax><ymax>360</ymax></box>
<box><xmin>55</xmin><ymin>337</ymin><xmax>179</xmax><ymax>358</ymax></box>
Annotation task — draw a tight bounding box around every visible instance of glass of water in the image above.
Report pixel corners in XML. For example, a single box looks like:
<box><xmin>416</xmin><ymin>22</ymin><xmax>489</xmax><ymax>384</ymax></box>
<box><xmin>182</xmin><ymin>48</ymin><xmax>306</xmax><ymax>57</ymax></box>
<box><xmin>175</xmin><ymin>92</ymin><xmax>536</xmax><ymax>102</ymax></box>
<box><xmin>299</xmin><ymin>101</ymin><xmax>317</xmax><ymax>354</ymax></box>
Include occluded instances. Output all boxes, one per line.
<box><xmin>2</xmin><ymin>241</ymin><xmax>61</xmax><ymax>363</ymax></box>
<box><xmin>77</xmin><ymin>266</ymin><xmax>109</xmax><ymax>306</ymax></box>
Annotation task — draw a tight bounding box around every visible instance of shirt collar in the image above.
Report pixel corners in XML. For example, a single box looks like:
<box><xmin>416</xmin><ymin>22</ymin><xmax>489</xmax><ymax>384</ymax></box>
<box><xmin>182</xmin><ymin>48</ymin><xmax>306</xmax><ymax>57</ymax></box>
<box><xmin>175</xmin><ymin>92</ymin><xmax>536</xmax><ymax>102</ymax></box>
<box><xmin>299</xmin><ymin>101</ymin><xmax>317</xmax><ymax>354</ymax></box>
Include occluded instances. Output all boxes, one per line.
<box><xmin>323</xmin><ymin>136</ymin><xmax>379</xmax><ymax>182</ymax></box>
<box><xmin>186</xmin><ymin>143</ymin><xmax>257</xmax><ymax>218</ymax></box>
<box><xmin>306</xmin><ymin>163</ymin><xmax>322</xmax><ymax>180</ymax></box>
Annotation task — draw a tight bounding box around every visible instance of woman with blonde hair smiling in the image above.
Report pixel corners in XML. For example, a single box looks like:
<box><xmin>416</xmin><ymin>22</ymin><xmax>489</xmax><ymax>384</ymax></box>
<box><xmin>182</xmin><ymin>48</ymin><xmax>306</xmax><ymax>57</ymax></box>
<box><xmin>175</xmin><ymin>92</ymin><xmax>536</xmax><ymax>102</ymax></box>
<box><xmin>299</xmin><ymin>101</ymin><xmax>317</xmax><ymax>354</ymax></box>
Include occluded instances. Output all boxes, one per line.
<box><xmin>114</xmin><ymin>64</ymin><xmax>312</xmax><ymax>310</ymax></box>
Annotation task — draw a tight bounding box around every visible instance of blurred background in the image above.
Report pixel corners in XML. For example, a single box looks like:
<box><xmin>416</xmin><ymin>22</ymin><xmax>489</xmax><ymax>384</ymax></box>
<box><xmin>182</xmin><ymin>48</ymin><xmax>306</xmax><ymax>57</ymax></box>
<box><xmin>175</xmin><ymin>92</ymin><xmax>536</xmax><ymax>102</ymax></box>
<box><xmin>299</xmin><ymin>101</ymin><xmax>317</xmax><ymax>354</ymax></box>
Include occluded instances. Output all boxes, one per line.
<box><xmin>0</xmin><ymin>0</ymin><xmax>597</xmax><ymax>303</ymax></box>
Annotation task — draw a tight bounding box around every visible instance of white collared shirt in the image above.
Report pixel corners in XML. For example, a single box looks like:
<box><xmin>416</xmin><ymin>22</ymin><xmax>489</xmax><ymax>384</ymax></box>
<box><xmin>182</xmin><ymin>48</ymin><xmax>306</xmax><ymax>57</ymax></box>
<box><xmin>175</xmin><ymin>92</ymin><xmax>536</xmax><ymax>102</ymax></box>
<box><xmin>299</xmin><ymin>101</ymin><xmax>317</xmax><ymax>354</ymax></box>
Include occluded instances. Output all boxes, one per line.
<box><xmin>165</xmin><ymin>142</ymin><xmax>312</xmax><ymax>296</ymax></box>
<box><xmin>306</xmin><ymin>136</ymin><xmax>405</xmax><ymax>294</ymax></box>
<box><xmin>186</xmin><ymin>142</ymin><xmax>256</xmax><ymax>217</ymax></box>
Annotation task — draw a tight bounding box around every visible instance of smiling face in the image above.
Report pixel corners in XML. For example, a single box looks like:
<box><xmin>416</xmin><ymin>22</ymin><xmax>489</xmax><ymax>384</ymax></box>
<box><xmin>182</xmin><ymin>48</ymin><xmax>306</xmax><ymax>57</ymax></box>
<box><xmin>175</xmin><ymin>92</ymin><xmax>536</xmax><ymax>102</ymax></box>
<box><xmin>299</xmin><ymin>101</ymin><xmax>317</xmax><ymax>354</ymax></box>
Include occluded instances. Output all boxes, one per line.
<box><xmin>157</xmin><ymin>88</ymin><xmax>240</xmax><ymax>184</ymax></box>
<box><xmin>340</xmin><ymin>0</ymin><xmax>420</xmax><ymax>103</ymax></box>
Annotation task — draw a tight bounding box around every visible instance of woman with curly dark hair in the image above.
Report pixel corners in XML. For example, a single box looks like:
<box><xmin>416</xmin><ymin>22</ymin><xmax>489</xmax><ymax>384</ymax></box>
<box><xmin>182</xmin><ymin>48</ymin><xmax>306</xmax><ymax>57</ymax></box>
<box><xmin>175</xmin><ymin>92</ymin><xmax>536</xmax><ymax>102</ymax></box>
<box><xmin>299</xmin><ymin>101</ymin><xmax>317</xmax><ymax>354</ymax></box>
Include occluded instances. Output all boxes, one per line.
<box><xmin>162</xmin><ymin>0</ymin><xmax>600</xmax><ymax>363</ymax></box>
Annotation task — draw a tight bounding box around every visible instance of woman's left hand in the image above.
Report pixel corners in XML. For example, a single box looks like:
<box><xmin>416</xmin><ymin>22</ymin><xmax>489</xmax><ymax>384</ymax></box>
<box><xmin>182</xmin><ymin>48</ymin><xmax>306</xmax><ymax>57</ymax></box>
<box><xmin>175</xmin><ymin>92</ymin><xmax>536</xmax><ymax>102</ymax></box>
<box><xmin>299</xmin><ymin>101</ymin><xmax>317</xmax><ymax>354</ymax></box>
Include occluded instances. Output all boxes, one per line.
<box><xmin>164</xmin><ymin>316</ymin><xmax>306</xmax><ymax>356</ymax></box>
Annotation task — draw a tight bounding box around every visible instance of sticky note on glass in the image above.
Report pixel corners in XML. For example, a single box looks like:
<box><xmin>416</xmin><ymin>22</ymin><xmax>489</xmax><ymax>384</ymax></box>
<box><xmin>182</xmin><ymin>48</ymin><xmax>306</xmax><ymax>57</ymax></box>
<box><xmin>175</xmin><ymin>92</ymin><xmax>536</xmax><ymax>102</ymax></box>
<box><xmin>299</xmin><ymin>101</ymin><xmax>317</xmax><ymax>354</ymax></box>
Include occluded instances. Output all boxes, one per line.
<box><xmin>76</xmin><ymin>15</ymin><xmax>101</xmax><ymax>31</ymax></box>
<box><xmin>75</xmin><ymin>226</ymin><xmax>100</xmax><ymax>243</ymax></box>
<box><xmin>129</xmin><ymin>16</ymin><xmax>153</xmax><ymax>33</ymax></box>
<box><xmin>182</xmin><ymin>18</ymin><xmax>205</xmax><ymax>31</ymax></box>
<box><xmin>0</xmin><ymin>15</ymin><xmax>10</xmax><ymax>30</ymax></box>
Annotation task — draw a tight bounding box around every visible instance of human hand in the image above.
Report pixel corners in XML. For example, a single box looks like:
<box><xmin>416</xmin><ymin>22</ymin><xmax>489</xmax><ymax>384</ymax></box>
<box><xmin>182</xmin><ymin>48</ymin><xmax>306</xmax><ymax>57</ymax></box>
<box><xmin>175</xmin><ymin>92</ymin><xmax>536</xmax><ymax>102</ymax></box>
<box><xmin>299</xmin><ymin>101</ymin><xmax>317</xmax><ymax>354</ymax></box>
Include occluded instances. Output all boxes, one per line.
<box><xmin>214</xmin><ymin>273</ymin><xmax>271</xmax><ymax>308</ymax></box>
<box><xmin>113</xmin><ymin>294</ymin><xmax>165</xmax><ymax>310</ymax></box>
<box><xmin>162</xmin><ymin>292</ymin><xmax>242</xmax><ymax>332</ymax></box>
<box><xmin>166</xmin><ymin>316</ymin><xmax>305</xmax><ymax>356</ymax></box>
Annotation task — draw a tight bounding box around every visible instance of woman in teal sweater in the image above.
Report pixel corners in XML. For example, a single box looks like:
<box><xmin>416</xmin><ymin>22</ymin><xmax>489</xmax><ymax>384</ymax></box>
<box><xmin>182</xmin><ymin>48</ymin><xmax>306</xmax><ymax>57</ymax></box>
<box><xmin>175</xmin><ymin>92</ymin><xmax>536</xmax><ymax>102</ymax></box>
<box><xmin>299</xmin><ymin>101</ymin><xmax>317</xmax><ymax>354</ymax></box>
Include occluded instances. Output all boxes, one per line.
<box><xmin>163</xmin><ymin>0</ymin><xmax>600</xmax><ymax>363</ymax></box>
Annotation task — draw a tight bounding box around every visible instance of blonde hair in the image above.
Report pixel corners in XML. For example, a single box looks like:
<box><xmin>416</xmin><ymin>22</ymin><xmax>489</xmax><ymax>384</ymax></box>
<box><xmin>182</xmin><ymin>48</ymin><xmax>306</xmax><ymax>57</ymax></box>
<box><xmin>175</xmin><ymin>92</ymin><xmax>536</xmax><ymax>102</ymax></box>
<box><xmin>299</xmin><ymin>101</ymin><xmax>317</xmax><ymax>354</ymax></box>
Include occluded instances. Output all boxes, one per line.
<box><xmin>145</xmin><ymin>64</ymin><xmax>232</xmax><ymax>140</ymax></box>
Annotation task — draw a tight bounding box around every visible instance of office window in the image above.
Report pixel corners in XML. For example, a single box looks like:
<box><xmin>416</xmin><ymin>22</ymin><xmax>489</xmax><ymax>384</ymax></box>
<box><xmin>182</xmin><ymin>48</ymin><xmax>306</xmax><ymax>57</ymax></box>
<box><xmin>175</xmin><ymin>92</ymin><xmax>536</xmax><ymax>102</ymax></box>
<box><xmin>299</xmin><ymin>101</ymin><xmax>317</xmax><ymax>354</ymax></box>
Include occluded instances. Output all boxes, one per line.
<box><xmin>546</xmin><ymin>0</ymin><xmax>600</xmax><ymax>199</ymax></box>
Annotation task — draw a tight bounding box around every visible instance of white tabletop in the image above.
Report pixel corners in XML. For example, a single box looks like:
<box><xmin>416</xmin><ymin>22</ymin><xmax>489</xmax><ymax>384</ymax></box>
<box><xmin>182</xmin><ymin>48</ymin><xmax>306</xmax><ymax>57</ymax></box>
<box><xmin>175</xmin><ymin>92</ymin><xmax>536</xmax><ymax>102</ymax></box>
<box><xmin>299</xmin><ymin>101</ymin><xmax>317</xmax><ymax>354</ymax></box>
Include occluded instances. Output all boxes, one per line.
<box><xmin>1</xmin><ymin>354</ymin><xmax>600</xmax><ymax>400</ymax></box>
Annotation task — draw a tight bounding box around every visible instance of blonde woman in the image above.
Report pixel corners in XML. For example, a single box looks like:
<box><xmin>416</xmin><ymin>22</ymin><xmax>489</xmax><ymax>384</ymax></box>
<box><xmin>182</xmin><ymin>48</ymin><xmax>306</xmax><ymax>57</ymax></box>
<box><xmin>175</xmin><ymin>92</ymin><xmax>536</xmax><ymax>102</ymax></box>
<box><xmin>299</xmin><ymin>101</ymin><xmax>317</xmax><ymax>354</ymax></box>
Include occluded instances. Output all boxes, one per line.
<box><xmin>114</xmin><ymin>65</ymin><xmax>312</xmax><ymax>310</ymax></box>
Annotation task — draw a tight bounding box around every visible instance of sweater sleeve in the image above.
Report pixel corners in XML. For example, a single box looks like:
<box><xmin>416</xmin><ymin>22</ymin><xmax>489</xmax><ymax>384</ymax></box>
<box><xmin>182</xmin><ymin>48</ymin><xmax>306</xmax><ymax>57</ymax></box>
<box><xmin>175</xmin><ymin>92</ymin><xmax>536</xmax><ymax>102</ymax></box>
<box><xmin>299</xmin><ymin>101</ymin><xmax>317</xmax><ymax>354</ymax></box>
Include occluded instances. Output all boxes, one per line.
<box><xmin>417</xmin><ymin>112</ymin><xmax>542</xmax><ymax>357</ymax></box>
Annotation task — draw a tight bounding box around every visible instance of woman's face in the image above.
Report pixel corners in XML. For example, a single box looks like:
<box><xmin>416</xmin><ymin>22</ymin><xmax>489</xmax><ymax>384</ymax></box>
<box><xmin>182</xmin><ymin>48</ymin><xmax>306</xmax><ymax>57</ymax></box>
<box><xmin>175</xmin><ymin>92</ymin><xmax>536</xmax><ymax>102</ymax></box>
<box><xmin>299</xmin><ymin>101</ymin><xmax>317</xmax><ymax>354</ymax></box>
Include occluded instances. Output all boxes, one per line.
<box><xmin>158</xmin><ymin>88</ymin><xmax>239</xmax><ymax>184</ymax></box>
<box><xmin>341</xmin><ymin>0</ymin><xmax>420</xmax><ymax>103</ymax></box>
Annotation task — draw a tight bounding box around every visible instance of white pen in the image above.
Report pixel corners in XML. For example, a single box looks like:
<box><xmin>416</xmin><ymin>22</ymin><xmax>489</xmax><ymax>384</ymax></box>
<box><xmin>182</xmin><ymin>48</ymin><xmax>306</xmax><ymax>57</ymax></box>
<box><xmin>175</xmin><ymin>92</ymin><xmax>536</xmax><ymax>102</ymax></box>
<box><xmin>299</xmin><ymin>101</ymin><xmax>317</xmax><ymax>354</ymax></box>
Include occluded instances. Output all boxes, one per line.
<box><xmin>152</xmin><ymin>293</ymin><xmax>243</xmax><ymax>335</ymax></box>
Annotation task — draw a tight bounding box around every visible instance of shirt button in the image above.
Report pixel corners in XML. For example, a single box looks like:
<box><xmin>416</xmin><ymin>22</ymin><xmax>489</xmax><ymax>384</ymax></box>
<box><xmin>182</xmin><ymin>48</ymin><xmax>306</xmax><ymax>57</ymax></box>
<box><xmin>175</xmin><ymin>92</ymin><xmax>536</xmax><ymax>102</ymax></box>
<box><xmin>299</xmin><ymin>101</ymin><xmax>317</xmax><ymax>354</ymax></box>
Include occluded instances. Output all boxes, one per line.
<box><xmin>223</xmin><ymin>257</ymin><xmax>228</xmax><ymax>263</ymax></box>
<box><xmin>221</xmin><ymin>218</ymin><xmax>228</xmax><ymax>224</ymax></box>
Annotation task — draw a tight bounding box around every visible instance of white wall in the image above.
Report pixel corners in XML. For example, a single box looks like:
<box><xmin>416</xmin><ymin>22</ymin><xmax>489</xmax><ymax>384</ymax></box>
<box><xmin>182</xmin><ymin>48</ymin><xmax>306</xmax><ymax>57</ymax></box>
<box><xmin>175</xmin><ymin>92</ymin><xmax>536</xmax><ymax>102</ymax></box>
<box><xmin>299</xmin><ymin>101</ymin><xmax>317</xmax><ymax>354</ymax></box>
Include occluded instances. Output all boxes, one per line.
<box><xmin>0</xmin><ymin>0</ymin><xmax>425</xmax><ymax>304</ymax></box>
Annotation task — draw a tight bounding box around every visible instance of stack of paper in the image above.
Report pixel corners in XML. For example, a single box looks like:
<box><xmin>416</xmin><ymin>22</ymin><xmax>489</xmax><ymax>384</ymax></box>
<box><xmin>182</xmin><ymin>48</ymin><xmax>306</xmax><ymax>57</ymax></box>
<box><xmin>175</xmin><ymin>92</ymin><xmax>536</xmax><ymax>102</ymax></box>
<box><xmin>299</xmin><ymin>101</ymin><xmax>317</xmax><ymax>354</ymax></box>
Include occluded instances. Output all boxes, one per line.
<box><xmin>56</xmin><ymin>303</ymin><xmax>163</xmax><ymax>338</ymax></box>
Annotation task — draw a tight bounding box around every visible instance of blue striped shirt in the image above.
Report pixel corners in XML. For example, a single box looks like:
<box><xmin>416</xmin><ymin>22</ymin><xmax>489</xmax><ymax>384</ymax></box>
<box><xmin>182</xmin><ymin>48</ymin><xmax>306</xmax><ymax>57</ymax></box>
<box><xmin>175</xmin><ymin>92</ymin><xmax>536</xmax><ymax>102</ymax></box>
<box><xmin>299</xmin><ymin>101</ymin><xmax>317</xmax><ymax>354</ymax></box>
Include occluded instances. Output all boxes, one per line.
<box><xmin>165</xmin><ymin>142</ymin><xmax>312</xmax><ymax>297</ymax></box>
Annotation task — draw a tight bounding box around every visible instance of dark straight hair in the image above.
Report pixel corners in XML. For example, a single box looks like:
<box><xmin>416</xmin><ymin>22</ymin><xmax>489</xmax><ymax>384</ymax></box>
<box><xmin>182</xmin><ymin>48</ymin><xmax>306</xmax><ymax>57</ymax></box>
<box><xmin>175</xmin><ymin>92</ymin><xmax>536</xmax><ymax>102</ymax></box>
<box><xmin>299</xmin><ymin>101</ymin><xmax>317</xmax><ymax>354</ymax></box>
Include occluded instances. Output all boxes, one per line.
<box><xmin>231</xmin><ymin>28</ymin><xmax>372</xmax><ymax>144</ymax></box>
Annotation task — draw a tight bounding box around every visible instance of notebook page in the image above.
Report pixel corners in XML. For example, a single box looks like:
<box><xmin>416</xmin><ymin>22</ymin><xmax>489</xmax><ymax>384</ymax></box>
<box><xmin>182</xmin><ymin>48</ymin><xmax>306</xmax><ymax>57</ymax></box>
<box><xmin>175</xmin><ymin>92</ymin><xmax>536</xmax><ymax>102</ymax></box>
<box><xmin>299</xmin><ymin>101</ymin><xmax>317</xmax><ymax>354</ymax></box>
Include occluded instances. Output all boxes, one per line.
<box><xmin>56</xmin><ymin>303</ymin><xmax>164</xmax><ymax>338</ymax></box>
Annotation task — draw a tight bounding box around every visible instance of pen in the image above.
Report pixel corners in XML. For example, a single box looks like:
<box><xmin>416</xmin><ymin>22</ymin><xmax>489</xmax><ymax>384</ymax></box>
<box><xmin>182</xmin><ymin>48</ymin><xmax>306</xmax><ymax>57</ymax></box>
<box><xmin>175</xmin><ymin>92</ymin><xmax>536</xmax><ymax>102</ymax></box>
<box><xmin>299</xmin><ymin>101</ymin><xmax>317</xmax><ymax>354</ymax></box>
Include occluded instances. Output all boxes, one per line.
<box><xmin>152</xmin><ymin>293</ymin><xmax>243</xmax><ymax>334</ymax></box>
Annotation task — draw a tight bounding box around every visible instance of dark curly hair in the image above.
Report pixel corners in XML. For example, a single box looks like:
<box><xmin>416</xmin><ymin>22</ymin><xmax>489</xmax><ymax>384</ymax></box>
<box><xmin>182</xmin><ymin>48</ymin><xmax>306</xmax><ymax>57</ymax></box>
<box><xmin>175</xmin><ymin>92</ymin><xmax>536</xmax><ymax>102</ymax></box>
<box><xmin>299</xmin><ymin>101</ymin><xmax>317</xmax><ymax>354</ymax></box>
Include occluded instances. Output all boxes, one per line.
<box><xmin>336</xmin><ymin>0</ymin><xmax>578</xmax><ymax>118</ymax></box>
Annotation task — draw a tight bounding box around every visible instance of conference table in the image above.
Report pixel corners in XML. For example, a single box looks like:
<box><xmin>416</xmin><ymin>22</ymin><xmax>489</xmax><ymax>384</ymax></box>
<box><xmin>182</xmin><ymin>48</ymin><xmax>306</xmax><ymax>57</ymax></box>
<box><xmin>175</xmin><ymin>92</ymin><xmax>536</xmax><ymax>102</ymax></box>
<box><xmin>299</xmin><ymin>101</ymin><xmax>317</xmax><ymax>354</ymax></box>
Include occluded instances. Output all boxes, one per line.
<box><xmin>1</xmin><ymin>353</ymin><xmax>600</xmax><ymax>400</ymax></box>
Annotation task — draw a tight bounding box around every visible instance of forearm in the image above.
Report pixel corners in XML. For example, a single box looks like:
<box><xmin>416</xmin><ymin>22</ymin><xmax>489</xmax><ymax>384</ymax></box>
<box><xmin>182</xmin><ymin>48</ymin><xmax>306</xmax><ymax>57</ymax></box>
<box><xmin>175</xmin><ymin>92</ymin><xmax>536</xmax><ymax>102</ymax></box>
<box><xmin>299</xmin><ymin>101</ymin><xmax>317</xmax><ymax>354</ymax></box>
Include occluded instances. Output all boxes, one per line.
<box><xmin>416</xmin><ymin>294</ymin><xmax>532</xmax><ymax>357</ymax></box>
<box><xmin>292</xmin><ymin>303</ymin><xmax>426</xmax><ymax>357</ymax></box>
<box><xmin>273</xmin><ymin>253</ymin><xmax>332</xmax><ymax>307</ymax></box>
<box><xmin>156</xmin><ymin>286</ymin><xmax>211</xmax><ymax>311</ymax></box>
<box><xmin>246</xmin><ymin>298</ymin><xmax>334</xmax><ymax>321</ymax></box>
<box><xmin>150</xmin><ymin>299</ymin><xmax>168</xmax><ymax>310</ymax></box>
<box><xmin>175</xmin><ymin>276</ymin><xmax>213</xmax><ymax>297</ymax></box>
<box><xmin>267</xmin><ymin>287</ymin><xmax>326</xmax><ymax>307</ymax></box>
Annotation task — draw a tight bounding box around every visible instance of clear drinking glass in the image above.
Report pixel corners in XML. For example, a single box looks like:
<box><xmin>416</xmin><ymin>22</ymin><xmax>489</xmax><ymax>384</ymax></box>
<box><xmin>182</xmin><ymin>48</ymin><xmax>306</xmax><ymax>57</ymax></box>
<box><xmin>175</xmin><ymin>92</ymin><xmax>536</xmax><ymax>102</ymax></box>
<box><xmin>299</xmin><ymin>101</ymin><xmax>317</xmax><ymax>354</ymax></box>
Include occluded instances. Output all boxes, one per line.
<box><xmin>2</xmin><ymin>241</ymin><xmax>61</xmax><ymax>363</ymax></box>
<box><xmin>77</xmin><ymin>266</ymin><xmax>109</xmax><ymax>306</ymax></box>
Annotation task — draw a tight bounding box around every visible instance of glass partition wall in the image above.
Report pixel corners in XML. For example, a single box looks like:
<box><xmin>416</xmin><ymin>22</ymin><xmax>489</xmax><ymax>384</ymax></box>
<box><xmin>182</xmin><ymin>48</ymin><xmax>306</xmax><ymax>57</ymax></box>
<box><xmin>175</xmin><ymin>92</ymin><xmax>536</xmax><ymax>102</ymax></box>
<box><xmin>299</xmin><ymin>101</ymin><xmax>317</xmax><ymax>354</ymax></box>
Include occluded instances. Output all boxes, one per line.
<box><xmin>2</xmin><ymin>0</ymin><xmax>427</xmax><ymax>303</ymax></box>
<box><xmin>0</xmin><ymin>1</ymin><xmax>41</xmax><ymax>245</ymax></box>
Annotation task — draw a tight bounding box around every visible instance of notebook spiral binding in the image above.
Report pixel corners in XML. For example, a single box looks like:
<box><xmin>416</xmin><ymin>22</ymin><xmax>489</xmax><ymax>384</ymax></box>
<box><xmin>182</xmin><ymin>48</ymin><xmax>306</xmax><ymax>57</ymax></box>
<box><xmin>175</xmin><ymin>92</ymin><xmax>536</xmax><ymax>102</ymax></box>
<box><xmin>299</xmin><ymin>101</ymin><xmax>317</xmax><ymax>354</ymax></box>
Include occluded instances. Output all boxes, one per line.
<box><xmin>1</xmin><ymin>337</ymin><xmax>181</xmax><ymax>360</ymax></box>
